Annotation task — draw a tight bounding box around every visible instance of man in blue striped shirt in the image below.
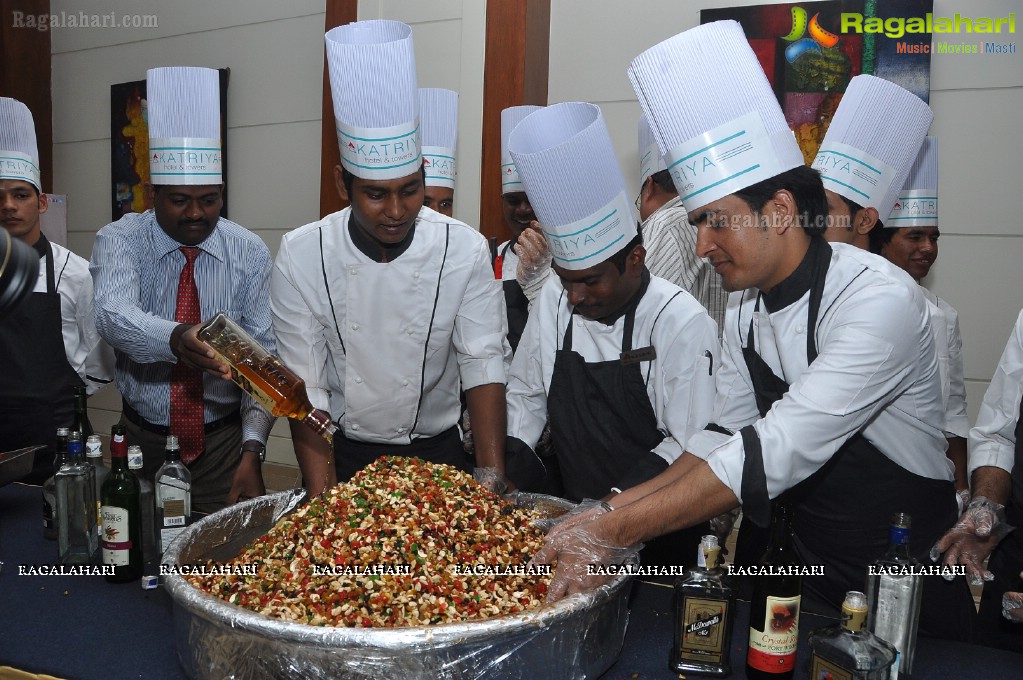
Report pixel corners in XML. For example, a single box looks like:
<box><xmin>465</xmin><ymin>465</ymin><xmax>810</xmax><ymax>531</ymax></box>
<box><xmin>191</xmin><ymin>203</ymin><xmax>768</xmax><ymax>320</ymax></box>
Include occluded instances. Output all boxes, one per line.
<box><xmin>90</xmin><ymin>67</ymin><xmax>274</xmax><ymax>513</ymax></box>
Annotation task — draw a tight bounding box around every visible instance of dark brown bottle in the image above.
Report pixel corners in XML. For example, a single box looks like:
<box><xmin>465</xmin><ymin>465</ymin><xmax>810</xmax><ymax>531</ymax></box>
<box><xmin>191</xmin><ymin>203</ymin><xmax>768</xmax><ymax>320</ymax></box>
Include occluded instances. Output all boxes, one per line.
<box><xmin>101</xmin><ymin>425</ymin><xmax>143</xmax><ymax>583</ymax></box>
<box><xmin>671</xmin><ymin>535</ymin><xmax>735</xmax><ymax>676</ymax></box>
<box><xmin>746</xmin><ymin>503</ymin><xmax>802</xmax><ymax>679</ymax></box>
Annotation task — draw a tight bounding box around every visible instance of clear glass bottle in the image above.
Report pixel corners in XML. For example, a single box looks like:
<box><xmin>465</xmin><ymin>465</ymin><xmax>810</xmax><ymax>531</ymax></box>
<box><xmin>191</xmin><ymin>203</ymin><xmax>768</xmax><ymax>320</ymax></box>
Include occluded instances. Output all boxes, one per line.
<box><xmin>198</xmin><ymin>313</ymin><xmax>337</xmax><ymax>442</ymax></box>
<box><xmin>42</xmin><ymin>427</ymin><xmax>70</xmax><ymax>541</ymax></box>
<box><xmin>809</xmin><ymin>591</ymin><xmax>897</xmax><ymax>679</ymax></box>
<box><xmin>70</xmin><ymin>385</ymin><xmax>93</xmax><ymax>439</ymax></box>
<box><xmin>746</xmin><ymin>503</ymin><xmax>802</xmax><ymax>680</ymax></box>
<box><xmin>155</xmin><ymin>434</ymin><xmax>191</xmax><ymax>557</ymax></box>
<box><xmin>55</xmin><ymin>431</ymin><xmax>98</xmax><ymax>564</ymax></box>
<box><xmin>85</xmin><ymin>435</ymin><xmax>108</xmax><ymax>532</ymax></box>
<box><xmin>127</xmin><ymin>445</ymin><xmax>156</xmax><ymax>564</ymax></box>
<box><xmin>671</xmin><ymin>534</ymin><xmax>735</xmax><ymax>676</ymax></box>
<box><xmin>866</xmin><ymin>513</ymin><xmax>923</xmax><ymax>679</ymax></box>
<box><xmin>101</xmin><ymin>426</ymin><xmax>143</xmax><ymax>583</ymax></box>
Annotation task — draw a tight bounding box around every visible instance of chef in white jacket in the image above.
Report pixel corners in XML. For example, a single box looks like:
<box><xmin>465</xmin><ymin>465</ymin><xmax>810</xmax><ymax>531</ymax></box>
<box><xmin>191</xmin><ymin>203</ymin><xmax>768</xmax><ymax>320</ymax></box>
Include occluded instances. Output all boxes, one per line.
<box><xmin>504</xmin><ymin>103</ymin><xmax>718</xmax><ymax>566</ymax></box>
<box><xmin>271</xmin><ymin>21</ymin><xmax>508</xmax><ymax>493</ymax></box>
<box><xmin>873</xmin><ymin>137</ymin><xmax>970</xmax><ymax>501</ymax></box>
<box><xmin>418</xmin><ymin>87</ymin><xmax>458</xmax><ymax>218</ymax></box>
<box><xmin>536</xmin><ymin>21</ymin><xmax>974</xmax><ymax>641</ymax></box>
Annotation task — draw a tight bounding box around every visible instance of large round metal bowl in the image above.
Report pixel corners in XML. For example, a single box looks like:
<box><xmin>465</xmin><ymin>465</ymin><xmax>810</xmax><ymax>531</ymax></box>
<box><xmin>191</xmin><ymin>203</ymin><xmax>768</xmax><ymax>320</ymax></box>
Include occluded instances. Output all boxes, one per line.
<box><xmin>163</xmin><ymin>489</ymin><xmax>634</xmax><ymax>680</ymax></box>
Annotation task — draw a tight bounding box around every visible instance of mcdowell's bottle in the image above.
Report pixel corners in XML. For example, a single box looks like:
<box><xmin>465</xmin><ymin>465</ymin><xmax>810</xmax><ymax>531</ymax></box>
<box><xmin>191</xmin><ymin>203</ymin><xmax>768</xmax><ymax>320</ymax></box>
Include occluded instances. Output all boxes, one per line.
<box><xmin>670</xmin><ymin>534</ymin><xmax>735</xmax><ymax>676</ymax></box>
<box><xmin>197</xmin><ymin>313</ymin><xmax>337</xmax><ymax>442</ymax></box>
<box><xmin>809</xmin><ymin>591</ymin><xmax>897</xmax><ymax>679</ymax></box>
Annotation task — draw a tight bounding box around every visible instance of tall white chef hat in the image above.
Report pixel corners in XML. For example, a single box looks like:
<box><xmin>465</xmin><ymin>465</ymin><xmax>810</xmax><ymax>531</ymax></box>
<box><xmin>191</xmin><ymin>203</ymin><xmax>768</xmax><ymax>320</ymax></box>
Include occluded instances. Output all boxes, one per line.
<box><xmin>501</xmin><ymin>105</ymin><xmax>542</xmax><ymax>194</ymax></box>
<box><xmin>0</xmin><ymin>97</ymin><xmax>40</xmax><ymax>191</ymax></box>
<box><xmin>627</xmin><ymin>20</ymin><xmax>804</xmax><ymax>214</ymax></box>
<box><xmin>638</xmin><ymin>113</ymin><xmax>666</xmax><ymax>186</ymax></box>
<box><xmin>509</xmin><ymin>102</ymin><xmax>637</xmax><ymax>271</ymax></box>
<box><xmin>887</xmin><ymin>136</ymin><xmax>937</xmax><ymax>228</ymax></box>
<box><xmin>147</xmin><ymin>67</ymin><xmax>222</xmax><ymax>185</ymax></box>
<box><xmin>418</xmin><ymin>88</ymin><xmax>458</xmax><ymax>189</ymax></box>
<box><xmin>811</xmin><ymin>74</ymin><xmax>932</xmax><ymax>223</ymax></box>
<box><xmin>326</xmin><ymin>20</ymin><xmax>420</xmax><ymax>181</ymax></box>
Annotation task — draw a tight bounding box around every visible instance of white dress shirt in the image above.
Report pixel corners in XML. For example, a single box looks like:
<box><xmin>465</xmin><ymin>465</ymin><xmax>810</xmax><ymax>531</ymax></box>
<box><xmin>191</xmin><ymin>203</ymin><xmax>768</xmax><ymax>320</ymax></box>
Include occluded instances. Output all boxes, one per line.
<box><xmin>34</xmin><ymin>240</ymin><xmax>113</xmax><ymax>394</ymax></box>
<box><xmin>271</xmin><ymin>206</ymin><xmax>508</xmax><ymax>445</ymax></box>
<box><xmin>921</xmin><ymin>288</ymin><xmax>969</xmax><ymax>439</ymax></box>
<box><xmin>507</xmin><ymin>274</ymin><xmax>719</xmax><ymax>465</ymax></box>
<box><xmin>687</xmin><ymin>242</ymin><xmax>952</xmax><ymax>503</ymax></box>
<box><xmin>968</xmin><ymin>308</ymin><xmax>1023</xmax><ymax>476</ymax></box>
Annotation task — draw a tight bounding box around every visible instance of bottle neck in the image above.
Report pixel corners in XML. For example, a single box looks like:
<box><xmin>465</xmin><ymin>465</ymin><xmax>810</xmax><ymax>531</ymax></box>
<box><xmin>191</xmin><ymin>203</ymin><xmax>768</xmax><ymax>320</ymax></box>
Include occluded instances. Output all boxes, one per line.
<box><xmin>842</xmin><ymin>606</ymin><xmax>868</xmax><ymax>633</ymax></box>
<box><xmin>164</xmin><ymin>449</ymin><xmax>182</xmax><ymax>464</ymax></box>
<box><xmin>766</xmin><ymin>506</ymin><xmax>794</xmax><ymax>553</ymax></box>
<box><xmin>303</xmin><ymin>410</ymin><xmax>339</xmax><ymax>444</ymax></box>
<box><xmin>110</xmin><ymin>435</ymin><xmax>129</xmax><ymax>470</ymax></box>
<box><xmin>887</xmin><ymin>525</ymin><xmax>912</xmax><ymax>557</ymax></box>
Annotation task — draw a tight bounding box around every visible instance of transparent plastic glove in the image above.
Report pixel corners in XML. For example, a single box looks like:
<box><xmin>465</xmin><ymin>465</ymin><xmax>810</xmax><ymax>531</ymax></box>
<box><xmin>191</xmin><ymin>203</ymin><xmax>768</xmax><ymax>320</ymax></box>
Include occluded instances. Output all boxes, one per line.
<box><xmin>709</xmin><ymin>508</ymin><xmax>739</xmax><ymax>556</ymax></box>
<box><xmin>460</xmin><ymin>407</ymin><xmax>474</xmax><ymax>455</ymax></box>
<box><xmin>534</xmin><ymin>498</ymin><xmax>611</xmax><ymax>536</ymax></box>
<box><xmin>531</xmin><ymin>522</ymin><xmax>642</xmax><ymax>602</ymax></box>
<box><xmin>1002</xmin><ymin>591</ymin><xmax>1023</xmax><ymax>623</ymax></box>
<box><xmin>930</xmin><ymin>496</ymin><xmax>1015</xmax><ymax>586</ymax></box>
<box><xmin>514</xmin><ymin>224</ymin><xmax>552</xmax><ymax>303</ymax></box>
<box><xmin>956</xmin><ymin>488</ymin><xmax>971</xmax><ymax>514</ymax></box>
<box><xmin>473</xmin><ymin>467</ymin><xmax>508</xmax><ymax>496</ymax></box>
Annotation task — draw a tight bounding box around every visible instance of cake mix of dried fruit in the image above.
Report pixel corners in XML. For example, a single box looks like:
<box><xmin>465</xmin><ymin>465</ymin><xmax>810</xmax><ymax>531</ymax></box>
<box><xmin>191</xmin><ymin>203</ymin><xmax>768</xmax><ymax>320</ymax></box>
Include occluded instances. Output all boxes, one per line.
<box><xmin>185</xmin><ymin>456</ymin><xmax>554</xmax><ymax>627</ymax></box>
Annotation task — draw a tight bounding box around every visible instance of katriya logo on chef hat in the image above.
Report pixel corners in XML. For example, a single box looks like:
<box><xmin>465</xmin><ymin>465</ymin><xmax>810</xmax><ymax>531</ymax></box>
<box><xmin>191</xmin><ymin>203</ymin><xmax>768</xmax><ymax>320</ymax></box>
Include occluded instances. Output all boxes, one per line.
<box><xmin>0</xmin><ymin>97</ymin><xmax>41</xmax><ymax>191</ymax></box>
<box><xmin>628</xmin><ymin>21</ymin><xmax>804</xmax><ymax>214</ymax></box>
<box><xmin>887</xmin><ymin>136</ymin><xmax>938</xmax><ymax>228</ymax></box>
<box><xmin>419</xmin><ymin>88</ymin><xmax>458</xmax><ymax>189</ymax></box>
<box><xmin>326</xmin><ymin>21</ymin><xmax>422</xmax><ymax>181</ymax></box>
<box><xmin>509</xmin><ymin>103</ymin><xmax>637</xmax><ymax>271</ymax></box>
<box><xmin>501</xmin><ymin>105</ymin><xmax>542</xmax><ymax>194</ymax></box>
<box><xmin>146</xmin><ymin>67</ymin><xmax>223</xmax><ymax>185</ymax></box>
<box><xmin>812</xmin><ymin>74</ymin><xmax>932</xmax><ymax>222</ymax></box>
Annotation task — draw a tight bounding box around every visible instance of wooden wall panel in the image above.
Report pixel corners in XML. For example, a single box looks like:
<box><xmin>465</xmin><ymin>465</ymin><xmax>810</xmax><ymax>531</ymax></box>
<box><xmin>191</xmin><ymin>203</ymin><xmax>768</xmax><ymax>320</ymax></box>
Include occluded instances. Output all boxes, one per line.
<box><xmin>319</xmin><ymin>0</ymin><xmax>359</xmax><ymax>218</ymax></box>
<box><xmin>0</xmin><ymin>0</ymin><xmax>51</xmax><ymax>192</ymax></box>
<box><xmin>479</xmin><ymin>0</ymin><xmax>550</xmax><ymax>242</ymax></box>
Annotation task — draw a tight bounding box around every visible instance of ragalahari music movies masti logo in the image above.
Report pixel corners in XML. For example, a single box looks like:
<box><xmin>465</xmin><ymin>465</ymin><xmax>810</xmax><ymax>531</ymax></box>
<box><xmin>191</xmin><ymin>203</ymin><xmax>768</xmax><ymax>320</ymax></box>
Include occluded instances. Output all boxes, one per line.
<box><xmin>782</xmin><ymin>6</ymin><xmax>840</xmax><ymax>63</ymax></box>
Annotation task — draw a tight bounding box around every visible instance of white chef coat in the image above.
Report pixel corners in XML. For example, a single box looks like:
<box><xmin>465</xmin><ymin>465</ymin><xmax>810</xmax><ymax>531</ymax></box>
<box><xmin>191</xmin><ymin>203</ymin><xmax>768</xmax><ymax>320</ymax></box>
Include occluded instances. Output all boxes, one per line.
<box><xmin>921</xmin><ymin>288</ymin><xmax>969</xmax><ymax>439</ymax></box>
<box><xmin>33</xmin><ymin>241</ymin><xmax>113</xmax><ymax>394</ymax></box>
<box><xmin>686</xmin><ymin>242</ymin><xmax>952</xmax><ymax>502</ymax></box>
<box><xmin>498</xmin><ymin>239</ymin><xmax>519</xmax><ymax>281</ymax></box>
<box><xmin>968</xmin><ymin>307</ymin><xmax>1023</xmax><ymax>477</ymax></box>
<box><xmin>271</xmin><ymin>206</ymin><xmax>509</xmax><ymax>445</ymax></box>
<box><xmin>507</xmin><ymin>273</ymin><xmax>719</xmax><ymax>465</ymax></box>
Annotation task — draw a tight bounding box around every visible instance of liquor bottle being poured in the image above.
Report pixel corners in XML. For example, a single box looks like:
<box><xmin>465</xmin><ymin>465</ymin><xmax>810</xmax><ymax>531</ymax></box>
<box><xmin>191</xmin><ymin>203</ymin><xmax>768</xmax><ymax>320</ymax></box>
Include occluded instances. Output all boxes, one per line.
<box><xmin>197</xmin><ymin>313</ymin><xmax>337</xmax><ymax>443</ymax></box>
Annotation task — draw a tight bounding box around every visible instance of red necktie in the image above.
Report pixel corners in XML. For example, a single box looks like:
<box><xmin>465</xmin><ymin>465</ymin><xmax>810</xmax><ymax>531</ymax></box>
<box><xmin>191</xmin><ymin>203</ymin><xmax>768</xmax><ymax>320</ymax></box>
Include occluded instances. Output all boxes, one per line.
<box><xmin>170</xmin><ymin>246</ymin><xmax>205</xmax><ymax>464</ymax></box>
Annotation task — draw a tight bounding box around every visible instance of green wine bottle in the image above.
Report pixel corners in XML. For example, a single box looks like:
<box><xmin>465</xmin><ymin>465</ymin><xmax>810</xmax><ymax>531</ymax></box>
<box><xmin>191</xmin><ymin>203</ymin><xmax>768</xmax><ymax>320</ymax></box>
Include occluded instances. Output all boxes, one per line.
<box><xmin>70</xmin><ymin>386</ymin><xmax>93</xmax><ymax>439</ymax></box>
<box><xmin>101</xmin><ymin>425</ymin><xmax>143</xmax><ymax>583</ymax></box>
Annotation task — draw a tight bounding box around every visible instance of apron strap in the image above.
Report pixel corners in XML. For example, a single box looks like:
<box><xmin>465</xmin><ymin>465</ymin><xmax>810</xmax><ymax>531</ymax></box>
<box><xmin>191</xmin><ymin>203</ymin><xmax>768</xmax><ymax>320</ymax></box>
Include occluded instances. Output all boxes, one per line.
<box><xmin>740</xmin><ymin>424</ymin><xmax>772</xmax><ymax>527</ymax></box>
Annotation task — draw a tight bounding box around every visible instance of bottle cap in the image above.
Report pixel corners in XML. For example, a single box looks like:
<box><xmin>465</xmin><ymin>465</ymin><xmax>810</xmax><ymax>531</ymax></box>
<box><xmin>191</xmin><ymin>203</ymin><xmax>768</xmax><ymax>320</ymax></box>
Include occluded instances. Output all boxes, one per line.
<box><xmin>841</xmin><ymin>591</ymin><xmax>868</xmax><ymax>632</ymax></box>
<box><xmin>127</xmin><ymin>445</ymin><xmax>144</xmax><ymax>470</ymax></box>
<box><xmin>166</xmin><ymin>434</ymin><xmax>179</xmax><ymax>450</ymax></box>
<box><xmin>56</xmin><ymin>427</ymin><xmax>70</xmax><ymax>436</ymax></box>
<box><xmin>85</xmin><ymin>435</ymin><xmax>102</xmax><ymax>457</ymax></box>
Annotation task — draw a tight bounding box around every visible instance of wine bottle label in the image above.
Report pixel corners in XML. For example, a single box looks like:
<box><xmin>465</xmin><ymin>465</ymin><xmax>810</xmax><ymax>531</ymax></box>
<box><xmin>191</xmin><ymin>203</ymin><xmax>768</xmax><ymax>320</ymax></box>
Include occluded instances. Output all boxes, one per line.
<box><xmin>101</xmin><ymin>505</ymin><xmax>133</xmax><ymax>566</ymax></box>
<box><xmin>747</xmin><ymin>594</ymin><xmax>800</xmax><ymax>672</ymax></box>
<box><xmin>678</xmin><ymin>596</ymin><xmax>728</xmax><ymax>663</ymax></box>
<box><xmin>810</xmin><ymin>654</ymin><xmax>852</xmax><ymax>680</ymax></box>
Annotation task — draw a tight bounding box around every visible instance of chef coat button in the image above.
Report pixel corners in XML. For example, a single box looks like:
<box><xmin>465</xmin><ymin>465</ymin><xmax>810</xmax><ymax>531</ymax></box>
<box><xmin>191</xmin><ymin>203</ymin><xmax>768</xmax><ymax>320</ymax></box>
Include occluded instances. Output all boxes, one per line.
<box><xmin>351</xmin><ymin>323</ymin><xmax>359</xmax><ymax>331</ymax></box>
<box><xmin>796</xmin><ymin>325</ymin><xmax>805</xmax><ymax>334</ymax></box>
<box><xmin>351</xmin><ymin>269</ymin><xmax>358</xmax><ymax>276</ymax></box>
<box><xmin>413</xmin><ymin>271</ymin><xmax>420</xmax><ymax>279</ymax></box>
<box><xmin>352</xmin><ymin>423</ymin><xmax>360</xmax><ymax>431</ymax></box>
<box><xmin>397</xmin><ymin>427</ymin><xmax>406</xmax><ymax>434</ymax></box>
<box><xmin>355</xmin><ymin>377</ymin><xmax>363</xmax><ymax>384</ymax></box>
<box><xmin>406</xmin><ymin>327</ymin><xmax>414</xmax><ymax>335</ymax></box>
<box><xmin>402</xmin><ymin>379</ymin><xmax>409</xmax><ymax>387</ymax></box>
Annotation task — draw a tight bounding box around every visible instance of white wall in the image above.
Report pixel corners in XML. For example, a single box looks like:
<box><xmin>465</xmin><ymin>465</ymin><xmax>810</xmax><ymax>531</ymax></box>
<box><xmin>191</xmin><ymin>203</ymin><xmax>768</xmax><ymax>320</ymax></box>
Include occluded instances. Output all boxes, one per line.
<box><xmin>548</xmin><ymin>0</ymin><xmax>1023</xmax><ymax>424</ymax></box>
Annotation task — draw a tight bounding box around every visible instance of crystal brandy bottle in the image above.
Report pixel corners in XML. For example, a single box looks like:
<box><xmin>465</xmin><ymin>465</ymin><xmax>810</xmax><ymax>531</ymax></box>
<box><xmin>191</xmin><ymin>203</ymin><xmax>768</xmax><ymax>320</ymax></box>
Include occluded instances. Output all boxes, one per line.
<box><xmin>671</xmin><ymin>534</ymin><xmax>735</xmax><ymax>676</ymax></box>
<box><xmin>809</xmin><ymin>591</ymin><xmax>897</xmax><ymax>679</ymax></box>
<box><xmin>197</xmin><ymin>313</ymin><xmax>337</xmax><ymax>442</ymax></box>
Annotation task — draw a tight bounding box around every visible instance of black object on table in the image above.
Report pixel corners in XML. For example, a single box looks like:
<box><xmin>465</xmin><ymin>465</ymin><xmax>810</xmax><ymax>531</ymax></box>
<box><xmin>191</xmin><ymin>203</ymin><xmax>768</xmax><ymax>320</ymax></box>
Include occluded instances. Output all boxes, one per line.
<box><xmin>1</xmin><ymin>483</ymin><xmax>1019</xmax><ymax>679</ymax></box>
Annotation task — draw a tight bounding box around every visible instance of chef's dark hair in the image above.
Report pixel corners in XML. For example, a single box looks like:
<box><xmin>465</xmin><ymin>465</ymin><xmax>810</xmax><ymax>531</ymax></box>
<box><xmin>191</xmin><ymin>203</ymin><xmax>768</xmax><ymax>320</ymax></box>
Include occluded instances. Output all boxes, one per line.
<box><xmin>608</xmin><ymin>233</ymin><xmax>644</xmax><ymax>274</ymax></box>
<box><xmin>648</xmin><ymin>169</ymin><xmax>676</xmax><ymax>196</ymax></box>
<box><xmin>732</xmin><ymin>165</ymin><xmax>828</xmax><ymax>238</ymax></box>
<box><xmin>340</xmin><ymin>163</ymin><xmax>427</xmax><ymax>197</ymax></box>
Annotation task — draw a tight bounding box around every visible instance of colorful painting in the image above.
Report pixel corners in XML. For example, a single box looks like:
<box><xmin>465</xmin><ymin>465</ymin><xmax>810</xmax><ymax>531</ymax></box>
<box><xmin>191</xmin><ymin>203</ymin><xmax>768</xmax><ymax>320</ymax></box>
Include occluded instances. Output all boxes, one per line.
<box><xmin>110</xmin><ymin>68</ymin><xmax>231</xmax><ymax>221</ymax></box>
<box><xmin>702</xmin><ymin>0</ymin><xmax>932</xmax><ymax>165</ymax></box>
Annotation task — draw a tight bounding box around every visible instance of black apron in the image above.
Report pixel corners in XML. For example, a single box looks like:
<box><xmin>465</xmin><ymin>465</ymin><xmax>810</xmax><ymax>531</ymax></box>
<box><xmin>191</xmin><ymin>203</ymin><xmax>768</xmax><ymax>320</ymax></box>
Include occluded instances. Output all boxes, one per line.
<box><xmin>500</xmin><ymin>241</ymin><xmax>530</xmax><ymax>352</ymax></box>
<box><xmin>733</xmin><ymin>238</ymin><xmax>973</xmax><ymax>639</ymax></box>
<box><xmin>332</xmin><ymin>426</ymin><xmax>470</xmax><ymax>483</ymax></box>
<box><xmin>547</xmin><ymin>274</ymin><xmax>708</xmax><ymax>567</ymax></box>
<box><xmin>0</xmin><ymin>236</ymin><xmax>82</xmax><ymax>484</ymax></box>
<box><xmin>974</xmin><ymin>390</ymin><xmax>1023</xmax><ymax>651</ymax></box>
